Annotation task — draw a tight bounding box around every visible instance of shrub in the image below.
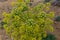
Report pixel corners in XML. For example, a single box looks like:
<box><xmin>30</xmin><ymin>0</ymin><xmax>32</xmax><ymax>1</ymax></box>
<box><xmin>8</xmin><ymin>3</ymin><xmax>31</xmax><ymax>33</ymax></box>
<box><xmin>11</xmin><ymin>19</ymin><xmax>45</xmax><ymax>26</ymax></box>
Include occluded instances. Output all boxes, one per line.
<box><xmin>44</xmin><ymin>0</ymin><xmax>50</xmax><ymax>2</ymax></box>
<box><xmin>55</xmin><ymin>16</ymin><xmax>60</xmax><ymax>22</ymax></box>
<box><xmin>3</xmin><ymin>0</ymin><xmax>54</xmax><ymax>40</ymax></box>
<box><xmin>42</xmin><ymin>33</ymin><xmax>56</xmax><ymax>40</ymax></box>
<box><xmin>0</xmin><ymin>21</ymin><xmax>4</xmax><ymax>29</ymax></box>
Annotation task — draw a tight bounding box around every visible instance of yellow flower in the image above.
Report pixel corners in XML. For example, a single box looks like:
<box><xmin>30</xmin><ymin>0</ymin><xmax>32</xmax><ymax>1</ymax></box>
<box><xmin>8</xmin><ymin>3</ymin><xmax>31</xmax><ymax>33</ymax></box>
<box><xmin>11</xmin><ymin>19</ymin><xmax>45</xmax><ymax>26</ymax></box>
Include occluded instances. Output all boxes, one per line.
<box><xmin>3</xmin><ymin>12</ymin><xmax>10</xmax><ymax>18</ymax></box>
<box><xmin>46</xmin><ymin>3</ymin><xmax>51</xmax><ymax>7</ymax></box>
<box><xmin>19</xmin><ymin>25</ymin><xmax>25</xmax><ymax>34</ymax></box>
<box><xmin>32</xmin><ymin>38</ymin><xmax>36</xmax><ymax>40</ymax></box>
<box><xmin>46</xmin><ymin>7</ymin><xmax>50</xmax><ymax>11</ymax></box>
<box><xmin>3</xmin><ymin>24</ymin><xmax>8</xmax><ymax>29</ymax></box>
<box><xmin>49</xmin><ymin>12</ymin><xmax>55</xmax><ymax>18</ymax></box>
<box><xmin>49</xmin><ymin>26</ymin><xmax>54</xmax><ymax>32</ymax></box>
<box><xmin>11</xmin><ymin>2</ymin><xmax>16</xmax><ymax>6</ymax></box>
<box><xmin>2</xmin><ymin>12</ymin><xmax>6</xmax><ymax>16</ymax></box>
<box><xmin>18</xmin><ymin>6</ymin><xmax>23</xmax><ymax>11</ymax></box>
<box><xmin>18</xmin><ymin>0</ymin><xmax>24</xmax><ymax>2</ymax></box>
<box><xmin>43</xmin><ymin>33</ymin><xmax>47</xmax><ymax>38</ymax></box>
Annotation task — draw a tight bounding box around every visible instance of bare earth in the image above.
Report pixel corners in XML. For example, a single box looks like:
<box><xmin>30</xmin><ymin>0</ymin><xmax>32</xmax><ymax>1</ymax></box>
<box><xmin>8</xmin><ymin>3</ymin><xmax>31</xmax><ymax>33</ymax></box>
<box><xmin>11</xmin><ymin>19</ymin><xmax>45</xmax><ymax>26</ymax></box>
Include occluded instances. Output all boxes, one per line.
<box><xmin>0</xmin><ymin>0</ymin><xmax>60</xmax><ymax>40</ymax></box>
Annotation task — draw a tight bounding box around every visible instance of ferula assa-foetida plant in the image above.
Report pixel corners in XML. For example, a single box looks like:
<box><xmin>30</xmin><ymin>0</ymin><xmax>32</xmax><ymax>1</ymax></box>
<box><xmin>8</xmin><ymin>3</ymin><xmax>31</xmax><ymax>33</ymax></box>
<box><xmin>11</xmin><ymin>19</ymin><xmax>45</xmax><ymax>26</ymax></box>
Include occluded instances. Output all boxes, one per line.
<box><xmin>3</xmin><ymin>0</ymin><xmax>54</xmax><ymax>40</ymax></box>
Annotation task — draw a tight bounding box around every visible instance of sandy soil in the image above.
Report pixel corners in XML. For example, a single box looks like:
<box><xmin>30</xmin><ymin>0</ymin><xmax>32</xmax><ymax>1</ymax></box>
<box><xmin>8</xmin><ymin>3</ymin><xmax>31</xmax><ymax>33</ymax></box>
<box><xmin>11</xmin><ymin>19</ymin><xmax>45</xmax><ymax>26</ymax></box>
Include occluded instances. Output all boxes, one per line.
<box><xmin>50</xmin><ymin>6</ymin><xmax>60</xmax><ymax>40</ymax></box>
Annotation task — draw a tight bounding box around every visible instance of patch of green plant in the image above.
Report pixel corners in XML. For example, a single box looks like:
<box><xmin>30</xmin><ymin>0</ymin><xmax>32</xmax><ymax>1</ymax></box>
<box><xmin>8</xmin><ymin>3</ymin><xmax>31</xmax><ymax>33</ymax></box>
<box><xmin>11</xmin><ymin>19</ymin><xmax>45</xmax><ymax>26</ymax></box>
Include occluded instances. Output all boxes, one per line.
<box><xmin>0</xmin><ymin>21</ymin><xmax>4</xmax><ymax>29</ymax></box>
<box><xmin>42</xmin><ymin>33</ymin><xmax>56</xmax><ymax>40</ymax></box>
<box><xmin>2</xmin><ymin>0</ymin><xmax>54</xmax><ymax>40</ymax></box>
<box><xmin>55</xmin><ymin>16</ymin><xmax>60</xmax><ymax>22</ymax></box>
<box><xmin>44</xmin><ymin>0</ymin><xmax>50</xmax><ymax>2</ymax></box>
<box><xmin>0</xmin><ymin>21</ymin><xmax>7</xmax><ymax>29</ymax></box>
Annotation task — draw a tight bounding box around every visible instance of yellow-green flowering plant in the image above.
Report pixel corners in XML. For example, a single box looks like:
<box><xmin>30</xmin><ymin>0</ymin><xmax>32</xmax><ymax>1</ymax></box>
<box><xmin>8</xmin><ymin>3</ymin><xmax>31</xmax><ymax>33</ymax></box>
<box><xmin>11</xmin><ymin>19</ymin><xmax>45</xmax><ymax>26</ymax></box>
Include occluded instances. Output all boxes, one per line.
<box><xmin>3</xmin><ymin>0</ymin><xmax>54</xmax><ymax>40</ymax></box>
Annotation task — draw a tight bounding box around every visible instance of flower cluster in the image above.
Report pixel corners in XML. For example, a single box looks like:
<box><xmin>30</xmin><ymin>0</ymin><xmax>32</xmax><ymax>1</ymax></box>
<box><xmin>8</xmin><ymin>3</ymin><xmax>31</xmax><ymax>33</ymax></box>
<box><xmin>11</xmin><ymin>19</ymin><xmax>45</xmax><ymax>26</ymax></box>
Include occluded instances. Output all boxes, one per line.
<box><xmin>3</xmin><ymin>0</ymin><xmax>54</xmax><ymax>40</ymax></box>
